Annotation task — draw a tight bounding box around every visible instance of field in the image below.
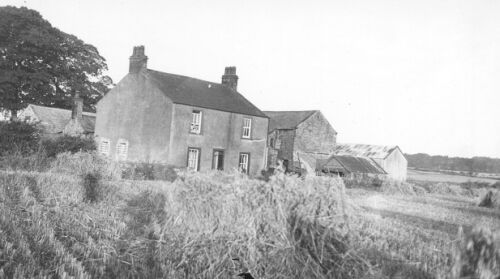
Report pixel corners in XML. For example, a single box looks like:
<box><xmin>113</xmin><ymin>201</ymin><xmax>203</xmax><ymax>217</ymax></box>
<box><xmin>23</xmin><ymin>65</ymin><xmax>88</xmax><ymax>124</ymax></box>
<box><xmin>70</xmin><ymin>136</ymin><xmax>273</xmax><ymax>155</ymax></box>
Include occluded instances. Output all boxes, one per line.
<box><xmin>0</xmin><ymin>153</ymin><xmax>499</xmax><ymax>278</ymax></box>
<box><xmin>349</xmin><ymin>188</ymin><xmax>500</xmax><ymax>276</ymax></box>
<box><xmin>408</xmin><ymin>169</ymin><xmax>500</xmax><ymax>184</ymax></box>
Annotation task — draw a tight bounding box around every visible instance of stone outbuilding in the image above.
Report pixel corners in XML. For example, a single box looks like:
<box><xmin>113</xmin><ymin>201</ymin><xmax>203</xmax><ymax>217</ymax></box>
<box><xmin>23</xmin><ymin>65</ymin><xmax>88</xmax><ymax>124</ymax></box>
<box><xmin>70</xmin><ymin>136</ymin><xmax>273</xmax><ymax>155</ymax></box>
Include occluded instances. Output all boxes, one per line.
<box><xmin>95</xmin><ymin>46</ymin><xmax>269</xmax><ymax>175</ymax></box>
<box><xmin>264</xmin><ymin>110</ymin><xmax>337</xmax><ymax>173</ymax></box>
<box><xmin>333</xmin><ymin>143</ymin><xmax>407</xmax><ymax>181</ymax></box>
<box><xmin>16</xmin><ymin>100</ymin><xmax>95</xmax><ymax>137</ymax></box>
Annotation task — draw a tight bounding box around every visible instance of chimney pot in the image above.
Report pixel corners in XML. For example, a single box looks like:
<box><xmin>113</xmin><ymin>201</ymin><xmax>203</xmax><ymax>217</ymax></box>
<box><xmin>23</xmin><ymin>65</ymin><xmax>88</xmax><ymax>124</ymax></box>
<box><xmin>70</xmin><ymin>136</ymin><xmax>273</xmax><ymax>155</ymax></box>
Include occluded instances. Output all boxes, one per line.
<box><xmin>221</xmin><ymin>66</ymin><xmax>238</xmax><ymax>91</ymax></box>
<box><xmin>129</xmin><ymin>45</ymin><xmax>148</xmax><ymax>73</ymax></box>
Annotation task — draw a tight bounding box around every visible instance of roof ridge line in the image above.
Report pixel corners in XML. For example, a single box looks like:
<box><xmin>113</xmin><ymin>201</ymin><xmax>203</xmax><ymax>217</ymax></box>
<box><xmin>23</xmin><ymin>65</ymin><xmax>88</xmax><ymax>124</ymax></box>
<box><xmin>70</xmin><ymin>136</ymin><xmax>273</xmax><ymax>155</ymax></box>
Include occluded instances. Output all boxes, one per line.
<box><xmin>30</xmin><ymin>104</ymin><xmax>96</xmax><ymax>115</ymax></box>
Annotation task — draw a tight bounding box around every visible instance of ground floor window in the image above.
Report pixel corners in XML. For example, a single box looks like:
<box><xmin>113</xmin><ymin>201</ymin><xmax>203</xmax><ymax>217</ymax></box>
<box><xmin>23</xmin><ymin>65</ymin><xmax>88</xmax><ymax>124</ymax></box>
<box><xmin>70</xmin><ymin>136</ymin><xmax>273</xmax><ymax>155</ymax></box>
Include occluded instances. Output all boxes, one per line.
<box><xmin>212</xmin><ymin>149</ymin><xmax>224</xmax><ymax>170</ymax></box>
<box><xmin>239</xmin><ymin>153</ymin><xmax>250</xmax><ymax>174</ymax></box>
<box><xmin>99</xmin><ymin>138</ymin><xmax>110</xmax><ymax>156</ymax></box>
<box><xmin>187</xmin><ymin>147</ymin><xmax>201</xmax><ymax>171</ymax></box>
<box><xmin>116</xmin><ymin>139</ymin><xmax>129</xmax><ymax>161</ymax></box>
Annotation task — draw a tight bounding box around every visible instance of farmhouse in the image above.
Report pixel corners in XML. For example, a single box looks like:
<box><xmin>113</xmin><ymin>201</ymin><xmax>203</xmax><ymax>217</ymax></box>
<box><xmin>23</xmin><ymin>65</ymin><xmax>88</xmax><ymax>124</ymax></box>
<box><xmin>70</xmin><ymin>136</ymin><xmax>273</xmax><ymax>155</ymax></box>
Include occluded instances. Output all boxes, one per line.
<box><xmin>333</xmin><ymin>143</ymin><xmax>407</xmax><ymax>181</ymax></box>
<box><xmin>16</xmin><ymin>99</ymin><xmax>95</xmax><ymax>137</ymax></box>
<box><xmin>264</xmin><ymin>110</ymin><xmax>337</xmax><ymax>173</ymax></box>
<box><xmin>94</xmin><ymin>46</ymin><xmax>269</xmax><ymax>175</ymax></box>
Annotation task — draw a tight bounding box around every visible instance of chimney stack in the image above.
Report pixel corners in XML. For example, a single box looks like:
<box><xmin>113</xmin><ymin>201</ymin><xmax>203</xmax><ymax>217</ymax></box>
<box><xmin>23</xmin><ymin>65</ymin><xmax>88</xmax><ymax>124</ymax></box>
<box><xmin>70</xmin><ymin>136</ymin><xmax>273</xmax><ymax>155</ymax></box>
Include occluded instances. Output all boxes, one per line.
<box><xmin>71</xmin><ymin>93</ymin><xmax>83</xmax><ymax>120</ymax></box>
<box><xmin>129</xmin><ymin>46</ymin><xmax>148</xmax><ymax>73</ymax></box>
<box><xmin>221</xmin><ymin>66</ymin><xmax>238</xmax><ymax>91</ymax></box>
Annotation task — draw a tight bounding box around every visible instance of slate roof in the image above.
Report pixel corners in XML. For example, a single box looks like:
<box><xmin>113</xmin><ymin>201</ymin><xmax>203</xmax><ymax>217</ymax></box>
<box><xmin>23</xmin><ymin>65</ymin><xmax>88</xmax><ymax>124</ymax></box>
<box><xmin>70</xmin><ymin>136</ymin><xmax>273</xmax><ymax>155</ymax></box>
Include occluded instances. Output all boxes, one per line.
<box><xmin>263</xmin><ymin>110</ymin><xmax>317</xmax><ymax>131</ymax></box>
<box><xmin>317</xmin><ymin>155</ymin><xmax>386</xmax><ymax>175</ymax></box>
<box><xmin>29</xmin><ymin>105</ymin><xmax>95</xmax><ymax>133</ymax></box>
<box><xmin>333</xmin><ymin>143</ymin><xmax>398</xmax><ymax>159</ymax></box>
<box><xmin>147</xmin><ymin>70</ymin><xmax>267</xmax><ymax>118</ymax></box>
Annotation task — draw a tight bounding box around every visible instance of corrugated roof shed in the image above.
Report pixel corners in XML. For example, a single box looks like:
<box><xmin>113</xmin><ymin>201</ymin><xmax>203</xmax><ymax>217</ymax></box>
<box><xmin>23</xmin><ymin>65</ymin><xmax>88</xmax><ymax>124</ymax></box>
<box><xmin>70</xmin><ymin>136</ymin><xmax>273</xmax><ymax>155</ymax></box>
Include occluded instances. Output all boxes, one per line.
<box><xmin>264</xmin><ymin>110</ymin><xmax>317</xmax><ymax>131</ymax></box>
<box><xmin>29</xmin><ymin>105</ymin><xmax>95</xmax><ymax>133</ymax></box>
<box><xmin>317</xmin><ymin>155</ymin><xmax>386</xmax><ymax>175</ymax></box>
<box><xmin>333</xmin><ymin>143</ymin><xmax>397</xmax><ymax>159</ymax></box>
<box><xmin>147</xmin><ymin>70</ymin><xmax>267</xmax><ymax>118</ymax></box>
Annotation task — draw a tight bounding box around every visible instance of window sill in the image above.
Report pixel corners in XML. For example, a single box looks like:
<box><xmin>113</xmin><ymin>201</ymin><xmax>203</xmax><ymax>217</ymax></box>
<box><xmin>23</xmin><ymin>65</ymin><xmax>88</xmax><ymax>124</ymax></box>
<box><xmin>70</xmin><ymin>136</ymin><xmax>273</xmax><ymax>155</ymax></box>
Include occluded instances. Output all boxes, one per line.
<box><xmin>189</xmin><ymin>131</ymin><xmax>203</xmax><ymax>135</ymax></box>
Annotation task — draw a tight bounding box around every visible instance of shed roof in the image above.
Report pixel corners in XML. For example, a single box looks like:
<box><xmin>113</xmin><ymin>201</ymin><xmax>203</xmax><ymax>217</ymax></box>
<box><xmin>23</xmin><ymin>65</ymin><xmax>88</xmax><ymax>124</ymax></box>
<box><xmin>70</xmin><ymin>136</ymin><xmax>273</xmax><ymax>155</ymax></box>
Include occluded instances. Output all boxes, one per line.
<box><xmin>317</xmin><ymin>155</ymin><xmax>386</xmax><ymax>175</ymax></box>
<box><xmin>29</xmin><ymin>104</ymin><xmax>95</xmax><ymax>133</ymax></box>
<box><xmin>333</xmin><ymin>143</ymin><xmax>398</xmax><ymax>159</ymax></box>
<box><xmin>263</xmin><ymin>110</ymin><xmax>317</xmax><ymax>131</ymax></box>
<box><xmin>147</xmin><ymin>70</ymin><xmax>267</xmax><ymax>118</ymax></box>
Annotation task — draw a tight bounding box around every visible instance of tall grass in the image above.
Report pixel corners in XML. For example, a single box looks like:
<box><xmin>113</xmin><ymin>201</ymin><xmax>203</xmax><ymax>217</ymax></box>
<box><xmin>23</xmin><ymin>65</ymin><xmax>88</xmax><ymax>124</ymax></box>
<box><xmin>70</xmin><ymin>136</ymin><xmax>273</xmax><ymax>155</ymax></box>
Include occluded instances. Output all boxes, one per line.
<box><xmin>49</xmin><ymin>151</ymin><xmax>121</xmax><ymax>180</ymax></box>
<box><xmin>0</xmin><ymin>168</ymin><xmax>370</xmax><ymax>278</ymax></box>
<box><xmin>1</xmin><ymin>153</ymin><xmax>499</xmax><ymax>278</ymax></box>
<box><xmin>451</xmin><ymin>226</ymin><xmax>500</xmax><ymax>279</ymax></box>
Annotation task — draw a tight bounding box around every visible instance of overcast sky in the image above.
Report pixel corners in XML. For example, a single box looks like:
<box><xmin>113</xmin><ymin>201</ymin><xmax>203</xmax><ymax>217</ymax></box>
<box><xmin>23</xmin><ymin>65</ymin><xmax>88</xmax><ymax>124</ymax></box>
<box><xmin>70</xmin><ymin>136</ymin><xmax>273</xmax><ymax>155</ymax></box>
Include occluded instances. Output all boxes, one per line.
<box><xmin>4</xmin><ymin>0</ymin><xmax>500</xmax><ymax>158</ymax></box>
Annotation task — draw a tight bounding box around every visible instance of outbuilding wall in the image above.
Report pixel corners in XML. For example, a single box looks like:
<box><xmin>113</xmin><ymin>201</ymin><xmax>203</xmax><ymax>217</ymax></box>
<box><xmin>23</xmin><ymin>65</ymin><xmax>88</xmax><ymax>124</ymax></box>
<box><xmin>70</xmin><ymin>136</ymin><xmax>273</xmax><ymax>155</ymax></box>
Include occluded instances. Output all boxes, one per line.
<box><xmin>294</xmin><ymin>111</ymin><xmax>337</xmax><ymax>154</ymax></box>
<box><xmin>267</xmin><ymin>129</ymin><xmax>296</xmax><ymax>169</ymax></box>
<box><xmin>374</xmin><ymin>148</ymin><xmax>408</xmax><ymax>181</ymax></box>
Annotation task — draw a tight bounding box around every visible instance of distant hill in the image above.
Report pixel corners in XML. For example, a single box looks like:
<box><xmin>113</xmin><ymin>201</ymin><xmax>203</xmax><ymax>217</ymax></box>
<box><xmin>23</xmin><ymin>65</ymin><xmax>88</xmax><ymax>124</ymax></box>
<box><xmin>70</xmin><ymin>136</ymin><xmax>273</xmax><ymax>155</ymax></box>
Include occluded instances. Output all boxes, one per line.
<box><xmin>405</xmin><ymin>153</ymin><xmax>500</xmax><ymax>174</ymax></box>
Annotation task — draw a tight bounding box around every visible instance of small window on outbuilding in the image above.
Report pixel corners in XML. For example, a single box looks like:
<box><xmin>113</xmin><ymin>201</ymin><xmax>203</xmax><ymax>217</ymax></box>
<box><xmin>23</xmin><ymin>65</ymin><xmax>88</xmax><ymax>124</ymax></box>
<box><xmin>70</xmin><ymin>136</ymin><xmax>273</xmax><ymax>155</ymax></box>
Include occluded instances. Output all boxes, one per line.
<box><xmin>99</xmin><ymin>138</ymin><xmax>110</xmax><ymax>156</ymax></box>
<box><xmin>116</xmin><ymin>139</ymin><xmax>129</xmax><ymax>161</ymax></box>
<box><xmin>275</xmin><ymin>138</ymin><xmax>281</xmax><ymax>149</ymax></box>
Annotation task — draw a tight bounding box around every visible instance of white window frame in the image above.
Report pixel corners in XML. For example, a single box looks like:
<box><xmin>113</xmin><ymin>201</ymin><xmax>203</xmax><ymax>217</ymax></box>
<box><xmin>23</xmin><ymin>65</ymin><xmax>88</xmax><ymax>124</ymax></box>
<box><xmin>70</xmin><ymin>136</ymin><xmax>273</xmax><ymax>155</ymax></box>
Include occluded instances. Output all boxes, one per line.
<box><xmin>190</xmin><ymin>110</ymin><xmax>202</xmax><ymax>134</ymax></box>
<box><xmin>99</xmin><ymin>138</ymin><xmax>110</xmax><ymax>156</ymax></box>
<box><xmin>242</xmin><ymin>117</ymin><xmax>252</xmax><ymax>139</ymax></box>
<box><xmin>239</xmin><ymin>153</ymin><xmax>250</xmax><ymax>174</ymax></box>
<box><xmin>116</xmin><ymin>139</ymin><xmax>129</xmax><ymax>161</ymax></box>
<box><xmin>187</xmin><ymin>148</ymin><xmax>200</xmax><ymax>171</ymax></box>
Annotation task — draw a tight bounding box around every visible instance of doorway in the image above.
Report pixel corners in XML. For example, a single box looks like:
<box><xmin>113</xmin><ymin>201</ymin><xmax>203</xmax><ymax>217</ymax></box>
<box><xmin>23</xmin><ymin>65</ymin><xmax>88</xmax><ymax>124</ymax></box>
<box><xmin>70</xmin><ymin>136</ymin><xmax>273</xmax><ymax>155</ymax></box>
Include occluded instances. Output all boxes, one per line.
<box><xmin>212</xmin><ymin>149</ymin><xmax>224</xmax><ymax>170</ymax></box>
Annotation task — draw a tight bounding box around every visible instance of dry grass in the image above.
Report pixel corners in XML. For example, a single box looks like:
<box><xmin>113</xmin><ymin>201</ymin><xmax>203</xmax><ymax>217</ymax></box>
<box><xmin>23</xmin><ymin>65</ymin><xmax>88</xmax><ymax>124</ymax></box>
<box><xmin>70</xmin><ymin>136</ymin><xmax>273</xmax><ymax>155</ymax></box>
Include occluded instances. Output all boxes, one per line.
<box><xmin>479</xmin><ymin>190</ymin><xmax>500</xmax><ymax>209</ymax></box>
<box><xmin>1</xmin><ymin>154</ymin><xmax>499</xmax><ymax>278</ymax></box>
<box><xmin>451</xmin><ymin>226</ymin><xmax>500</xmax><ymax>279</ymax></box>
<box><xmin>0</xmin><ymin>169</ymin><xmax>370</xmax><ymax>278</ymax></box>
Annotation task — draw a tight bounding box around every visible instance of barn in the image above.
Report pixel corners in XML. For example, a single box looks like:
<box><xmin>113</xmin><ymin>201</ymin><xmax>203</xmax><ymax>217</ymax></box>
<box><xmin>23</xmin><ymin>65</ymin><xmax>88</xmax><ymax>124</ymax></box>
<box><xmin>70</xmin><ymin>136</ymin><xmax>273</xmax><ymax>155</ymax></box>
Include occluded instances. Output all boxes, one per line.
<box><xmin>333</xmin><ymin>143</ymin><xmax>407</xmax><ymax>181</ymax></box>
<box><xmin>316</xmin><ymin>155</ymin><xmax>387</xmax><ymax>178</ymax></box>
<box><xmin>264</xmin><ymin>110</ymin><xmax>337</xmax><ymax>173</ymax></box>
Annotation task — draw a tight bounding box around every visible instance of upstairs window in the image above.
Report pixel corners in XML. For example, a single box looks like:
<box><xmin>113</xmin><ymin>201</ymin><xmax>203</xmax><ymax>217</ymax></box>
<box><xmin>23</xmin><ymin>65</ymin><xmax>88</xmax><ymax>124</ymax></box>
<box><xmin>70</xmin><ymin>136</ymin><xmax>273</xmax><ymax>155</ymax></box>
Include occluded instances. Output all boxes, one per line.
<box><xmin>99</xmin><ymin>138</ymin><xmax>110</xmax><ymax>156</ymax></box>
<box><xmin>190</xmin><ymin>110</ymin><xmax>202</xmax><ymax>134</ymax></box>
<box><xmin>116</xmin><ymin>139</ymin><xmax>129</xmax><ymax>161</ymax></box>
<box><xmin>239</xmin><ymin>153</ymin><xmax>250</xmax><ymax>174</ymax></box>
<box><xmin>242</xmin><ymin>118</ymin><xmax>252</xmax><ymax>139</ymax></box>
<box><xmin>187</xmin><ymin>147</ymin><xmax>200</xmax><ymax>171</ymax></box>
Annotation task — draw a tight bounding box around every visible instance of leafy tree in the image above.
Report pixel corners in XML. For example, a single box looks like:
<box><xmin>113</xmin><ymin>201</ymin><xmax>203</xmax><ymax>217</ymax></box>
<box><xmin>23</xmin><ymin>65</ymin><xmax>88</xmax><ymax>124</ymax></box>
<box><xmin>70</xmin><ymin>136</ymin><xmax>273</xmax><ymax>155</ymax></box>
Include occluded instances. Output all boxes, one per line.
<box><xmin>0</xmin><ymin>6</ymin><xmax>112</xmax><ymax>119</ymax></box>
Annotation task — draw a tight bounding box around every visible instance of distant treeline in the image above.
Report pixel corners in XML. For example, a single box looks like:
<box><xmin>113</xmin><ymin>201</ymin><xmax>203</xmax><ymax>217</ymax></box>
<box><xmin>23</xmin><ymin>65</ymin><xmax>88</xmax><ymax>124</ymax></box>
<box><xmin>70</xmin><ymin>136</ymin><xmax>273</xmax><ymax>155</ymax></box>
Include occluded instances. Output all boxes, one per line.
<box><xmin>405</xmin><ymin>153</ymin><xmax>500</xmax><ymax>174</ymax></box>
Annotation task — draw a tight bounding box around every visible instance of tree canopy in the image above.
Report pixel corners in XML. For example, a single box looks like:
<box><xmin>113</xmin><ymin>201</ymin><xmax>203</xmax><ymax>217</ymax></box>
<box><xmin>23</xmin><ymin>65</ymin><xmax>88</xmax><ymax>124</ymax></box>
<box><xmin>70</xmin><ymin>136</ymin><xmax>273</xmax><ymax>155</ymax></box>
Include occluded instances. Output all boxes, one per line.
<box><xmin>0</xmin><ymin>6</ymin><xmax>112</xmax><ymax>116</ymax></box>
<box><xmin>406</xmin><ymin>153</ymin><xmax>500</xmax><ymax>174</ymax></box>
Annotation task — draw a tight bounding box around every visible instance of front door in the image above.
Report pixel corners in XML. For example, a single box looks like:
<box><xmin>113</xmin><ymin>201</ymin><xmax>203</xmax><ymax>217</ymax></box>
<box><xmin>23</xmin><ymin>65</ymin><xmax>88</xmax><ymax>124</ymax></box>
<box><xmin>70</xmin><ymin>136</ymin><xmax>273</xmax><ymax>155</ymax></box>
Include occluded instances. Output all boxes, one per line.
<box><xmin>212</xmin><ymin>150</ymin><xmax>224</xmax><ymax>170</ymax></box>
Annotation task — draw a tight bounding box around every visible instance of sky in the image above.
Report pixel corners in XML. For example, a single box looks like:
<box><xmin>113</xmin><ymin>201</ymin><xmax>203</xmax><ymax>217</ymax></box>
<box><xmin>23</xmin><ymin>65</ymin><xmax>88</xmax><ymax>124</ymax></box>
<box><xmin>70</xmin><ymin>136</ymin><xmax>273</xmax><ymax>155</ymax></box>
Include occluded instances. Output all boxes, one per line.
<box><xmin>3</xmin><ymin>0</ymin><xmax>500</xmax><ymax>158</ymax></box>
